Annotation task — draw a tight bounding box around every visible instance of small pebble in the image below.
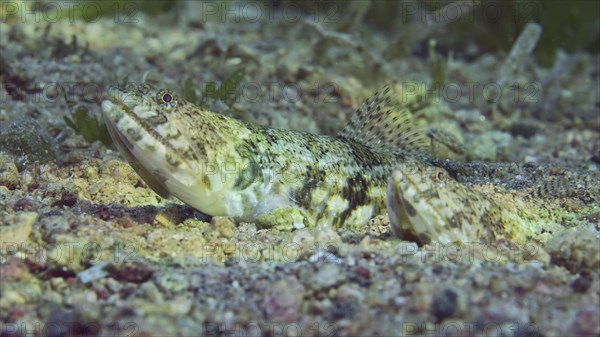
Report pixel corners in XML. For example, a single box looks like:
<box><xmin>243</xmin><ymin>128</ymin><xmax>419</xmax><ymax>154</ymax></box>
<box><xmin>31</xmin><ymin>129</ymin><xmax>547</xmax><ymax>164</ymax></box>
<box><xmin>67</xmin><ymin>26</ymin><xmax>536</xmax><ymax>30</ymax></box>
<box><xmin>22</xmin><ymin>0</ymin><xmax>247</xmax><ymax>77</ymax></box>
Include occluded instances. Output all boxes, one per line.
<box><xmin>0</xmin><ymin>157</ymin><xmax>20</xmax><ymax>190</ymax></box>
<box><xmin>0</xmin><ymin>211</ymin><xmax>37</xmax><ymax>246</ymax></box>
<box><xmin>78</xmin><ymin>261</ymin><xmax>110</xmax><ymax>284</ymax></box>
<box><xmin>262</xmin><ymin>277</ymin><xmax>305</xmax><ymax>322</ymax></box>
<box><xmin>570</xmin><ymin>272</ymin><xmax>593</xmax><ymax>293</ymax></box>
<box><xmin>431</xmin><ymin>288</ymin><xmax>459</xmax><ymax>322</ymax></box>
<box><xmin>211</xmin><ymin>216</ymin><xmax>235</xmax><ymax>239</ymax></box>
<box><xmin>311</xmin><ymin>264</ymin><xmax>345</xmax><ymax>291</ymax></box>
<box><xmin>106</xmin><ymin>261</ymin><xmax>154</xmax><ymax>284</ymax></box>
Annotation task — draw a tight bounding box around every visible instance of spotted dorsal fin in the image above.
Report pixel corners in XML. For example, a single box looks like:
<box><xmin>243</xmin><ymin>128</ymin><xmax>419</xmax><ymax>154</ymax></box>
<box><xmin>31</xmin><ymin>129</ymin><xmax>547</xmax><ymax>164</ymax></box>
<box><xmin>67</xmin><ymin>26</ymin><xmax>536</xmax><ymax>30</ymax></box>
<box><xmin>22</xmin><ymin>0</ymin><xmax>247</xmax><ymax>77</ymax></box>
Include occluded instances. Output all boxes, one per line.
<box><xmin>338</xmin><ymin>83</ymin><xmax>429</xmax><ymax>155</ymax></box>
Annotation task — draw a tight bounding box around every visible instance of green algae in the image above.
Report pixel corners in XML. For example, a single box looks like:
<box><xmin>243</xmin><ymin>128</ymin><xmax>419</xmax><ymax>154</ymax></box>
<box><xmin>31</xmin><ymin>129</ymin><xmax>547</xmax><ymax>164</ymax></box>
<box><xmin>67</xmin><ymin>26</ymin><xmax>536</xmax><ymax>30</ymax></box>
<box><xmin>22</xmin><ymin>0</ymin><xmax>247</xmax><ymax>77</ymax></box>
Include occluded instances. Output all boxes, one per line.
<box><xmin>64</xmin><ymin>105</ymin><xmax>112</xmax><ymax>147</ymax></box>
<box><xmin>184</xmin><ymin>66</ymin><xmax>246</xmax><ymax>110</ymax></box>
<box><xmin>428</xmin><ymin>39</ymin><xmax>447</xmax><ymax>88</ymax></box>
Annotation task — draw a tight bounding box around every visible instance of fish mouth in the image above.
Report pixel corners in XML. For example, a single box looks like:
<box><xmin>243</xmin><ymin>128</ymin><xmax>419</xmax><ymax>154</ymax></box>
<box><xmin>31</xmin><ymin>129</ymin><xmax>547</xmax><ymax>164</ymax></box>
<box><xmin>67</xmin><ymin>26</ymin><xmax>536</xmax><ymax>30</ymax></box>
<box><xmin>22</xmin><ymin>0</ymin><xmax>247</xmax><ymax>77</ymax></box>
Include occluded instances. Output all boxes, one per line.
<box><xmin>102</xmin><ymin>88</ymin><xmax>223</xmax><ymax>215</ymax></box>
<box><xmin>387</xmin><ymin>170</ymin><xmax>417</xmax><ymax>239</ymax></box>
<box><xmin>101</xmin><ymin>97</ymin><xmax>173</xmax><ymax>198</ymax></box>
<box><xmin>387</xmin><ymin>167</ymin><xmax>445</xmax><ymax>245</ymax></box>
<box><xmin>103</xmin><ymin>89</ymin><xmax>157</xmax><ymax>140</ymax></box>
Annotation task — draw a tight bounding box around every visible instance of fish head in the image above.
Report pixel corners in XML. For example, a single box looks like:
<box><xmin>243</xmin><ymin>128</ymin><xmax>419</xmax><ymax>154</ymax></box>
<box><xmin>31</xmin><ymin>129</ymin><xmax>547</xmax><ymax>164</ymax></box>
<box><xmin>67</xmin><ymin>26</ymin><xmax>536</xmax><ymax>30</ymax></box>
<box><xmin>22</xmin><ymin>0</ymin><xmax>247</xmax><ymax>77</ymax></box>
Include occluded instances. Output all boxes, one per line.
<box><xmin>387</xmin><ymin>162</ymin><xmax>468</xmax><ymax>245</ymax></box>
<box><xmin>101</xmin><ymin>83</ymin><xmax>239</xmax><ymax>215</ymax></box>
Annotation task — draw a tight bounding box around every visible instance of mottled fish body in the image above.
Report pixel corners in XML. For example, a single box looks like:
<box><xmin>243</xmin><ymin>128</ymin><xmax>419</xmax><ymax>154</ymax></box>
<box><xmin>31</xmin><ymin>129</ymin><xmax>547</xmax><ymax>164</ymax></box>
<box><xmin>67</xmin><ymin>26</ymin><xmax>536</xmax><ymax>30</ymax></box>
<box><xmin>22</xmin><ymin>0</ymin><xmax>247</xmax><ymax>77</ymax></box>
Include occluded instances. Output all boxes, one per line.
<box><xmin>101</xmin><ymin>83</ymin><xmax>426</xmax><ymax>229</ymax></box>
<box><xmin>102</xmin><ymin>82</ymin><xmax>593</xmax><ymax>246</ymax></box>
<box><xmin>388</xmin><ymin>164</ymin><xmax>563</xmax><ymax>246</ymax></box>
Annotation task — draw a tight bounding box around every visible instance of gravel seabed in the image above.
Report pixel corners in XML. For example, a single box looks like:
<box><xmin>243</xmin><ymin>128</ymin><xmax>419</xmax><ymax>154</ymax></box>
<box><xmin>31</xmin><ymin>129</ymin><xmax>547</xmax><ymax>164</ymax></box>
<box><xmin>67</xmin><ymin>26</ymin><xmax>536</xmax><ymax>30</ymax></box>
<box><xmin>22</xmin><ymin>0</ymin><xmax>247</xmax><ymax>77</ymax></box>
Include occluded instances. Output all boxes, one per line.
<box><xmin>1</xmin><ymin>2</ymin><xmax>599</xmax><ymax>337</ymax></box>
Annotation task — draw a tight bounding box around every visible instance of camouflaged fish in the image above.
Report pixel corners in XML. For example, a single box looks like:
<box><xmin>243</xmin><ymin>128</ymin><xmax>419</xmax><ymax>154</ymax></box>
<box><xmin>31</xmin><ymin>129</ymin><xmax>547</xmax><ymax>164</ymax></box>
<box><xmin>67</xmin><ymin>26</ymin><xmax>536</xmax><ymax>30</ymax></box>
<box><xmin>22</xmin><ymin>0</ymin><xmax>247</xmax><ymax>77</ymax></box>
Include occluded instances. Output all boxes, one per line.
<box><xmin>387</xmin><ymin>159</ymin><xmax>598</xmax><ymax>246</ymax></box>
<box><xmin>101</xmin><ymin>82</ymin><xmax>596</xmax><ymax>246</ymax></box>
<box><xmin>101</xmin><ymin>82</ymin><xmax>429</xmax><ymax>230</ymax></box>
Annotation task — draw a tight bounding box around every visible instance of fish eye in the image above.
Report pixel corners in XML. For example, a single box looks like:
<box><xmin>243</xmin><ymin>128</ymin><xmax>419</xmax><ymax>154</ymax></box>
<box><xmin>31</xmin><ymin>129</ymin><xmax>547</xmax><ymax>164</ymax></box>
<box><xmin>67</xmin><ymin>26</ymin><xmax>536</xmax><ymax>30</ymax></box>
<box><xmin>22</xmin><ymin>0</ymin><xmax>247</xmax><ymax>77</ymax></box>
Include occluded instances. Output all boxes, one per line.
<box><xmin>435</xmin><ymin>170</ymin><xmax>446</xmax><ymax>181</ymax></box>
<box><xmin>156</xmin><ymin>89</ymin><xmax>177</xmax><ymax>108</ymax></box>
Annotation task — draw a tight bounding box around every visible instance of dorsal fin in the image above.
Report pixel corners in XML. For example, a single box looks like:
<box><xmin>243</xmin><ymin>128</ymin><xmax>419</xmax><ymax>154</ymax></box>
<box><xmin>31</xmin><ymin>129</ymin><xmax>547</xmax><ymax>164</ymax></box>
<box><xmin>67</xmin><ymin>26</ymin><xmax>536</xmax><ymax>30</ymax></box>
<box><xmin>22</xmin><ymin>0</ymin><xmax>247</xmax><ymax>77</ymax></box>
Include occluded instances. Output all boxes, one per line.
<box><xmin>338</xmin><ymin>83</ymin><xmax>429</xmax><ymax>155</ymax></box>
